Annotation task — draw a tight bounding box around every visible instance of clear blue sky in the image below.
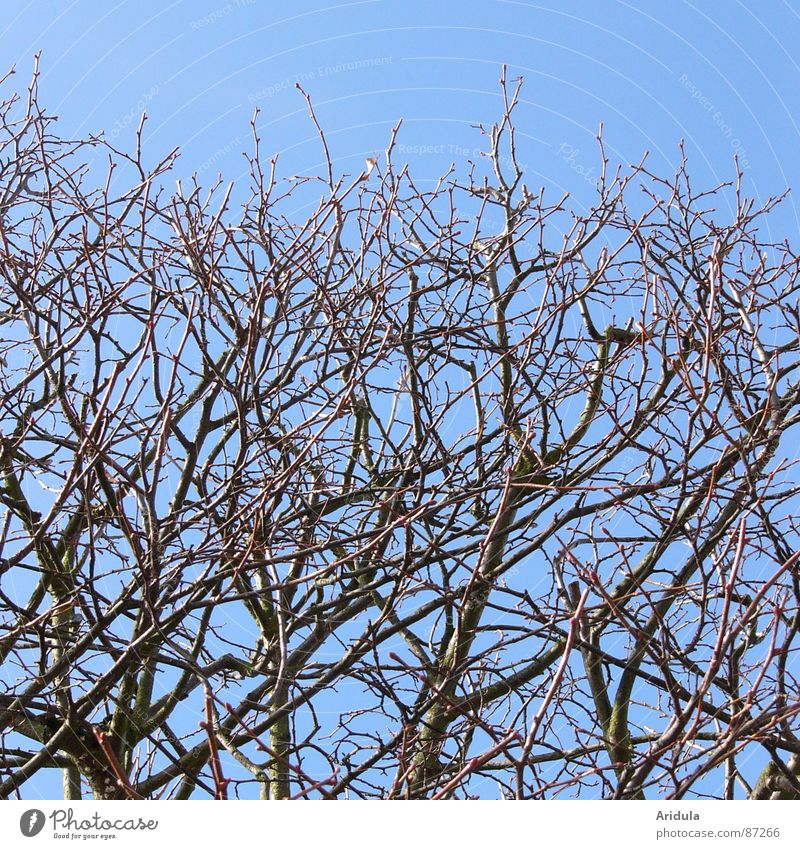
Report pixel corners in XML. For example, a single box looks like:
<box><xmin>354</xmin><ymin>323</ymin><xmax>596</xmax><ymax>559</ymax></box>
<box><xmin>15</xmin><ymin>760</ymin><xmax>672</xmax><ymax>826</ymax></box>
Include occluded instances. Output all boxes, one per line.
<box><xmin>2</xmin><ymin>0</ymin><xmax>799</xmax><ymax>800</ymax></box>
<box><xmin>1</xmin><ymin>0</ymin><xmax>799</xmax><ymax>233</ymax></box>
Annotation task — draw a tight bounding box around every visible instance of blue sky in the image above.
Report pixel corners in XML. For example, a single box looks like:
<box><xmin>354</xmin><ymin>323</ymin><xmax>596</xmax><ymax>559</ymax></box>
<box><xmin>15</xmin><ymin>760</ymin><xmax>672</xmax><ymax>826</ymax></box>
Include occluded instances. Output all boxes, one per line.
<box><xmin>2</xmin><ymin>0</ymin><xmax>800</xmax><ymax>801</ymax></box>
<box><xmin>2</xmin><ymin>0</ymin><xmax>799</xmax><ymax>233</ymax></box>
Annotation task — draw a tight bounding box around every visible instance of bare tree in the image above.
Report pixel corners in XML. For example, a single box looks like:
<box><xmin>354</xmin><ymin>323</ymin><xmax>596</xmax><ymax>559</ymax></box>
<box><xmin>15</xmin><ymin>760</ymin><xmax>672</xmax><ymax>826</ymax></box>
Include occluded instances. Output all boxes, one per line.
<box><xmin>1</xmin><ymin>62</ymin><xmax>799</xmax><ymax>801</ymax></box>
